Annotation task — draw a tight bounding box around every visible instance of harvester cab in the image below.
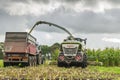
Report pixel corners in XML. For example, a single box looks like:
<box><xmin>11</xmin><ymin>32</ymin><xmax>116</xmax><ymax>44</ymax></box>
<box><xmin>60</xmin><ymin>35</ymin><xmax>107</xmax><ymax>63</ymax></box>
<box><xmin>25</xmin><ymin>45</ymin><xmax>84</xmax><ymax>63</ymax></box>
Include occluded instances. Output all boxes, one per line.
<box><xmin>58</xmin><ymin>36</ymin><xmax>87</xmax><ymax>68</ymax></box>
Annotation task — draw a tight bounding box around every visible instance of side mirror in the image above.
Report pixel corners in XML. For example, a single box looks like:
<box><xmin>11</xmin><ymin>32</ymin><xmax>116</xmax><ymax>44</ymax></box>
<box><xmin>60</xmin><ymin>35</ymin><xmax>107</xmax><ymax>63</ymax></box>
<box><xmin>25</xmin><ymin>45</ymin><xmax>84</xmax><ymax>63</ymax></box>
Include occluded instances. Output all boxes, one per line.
<box><xmin>84</xmin><ymin>38</ymin><xmax>87</xmax><ymax>45</ymax></box>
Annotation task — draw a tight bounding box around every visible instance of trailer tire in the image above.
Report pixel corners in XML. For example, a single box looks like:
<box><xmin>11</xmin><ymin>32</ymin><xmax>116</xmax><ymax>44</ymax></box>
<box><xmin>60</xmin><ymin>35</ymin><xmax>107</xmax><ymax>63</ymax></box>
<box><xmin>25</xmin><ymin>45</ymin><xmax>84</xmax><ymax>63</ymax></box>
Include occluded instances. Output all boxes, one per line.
<box><xmin>41</xmin><ymin>59</ymin><xmax>44</xmax><ymax>64</ymax></box>
<box><xmin>32</xmin><ymin>56</ymin><xmax>36</xmax><ymax>66</ymax></box>
<box><xmin>29</xmin><ymin>56</ymin><xmax>32</xmax><ymax>66</ymax></box>
<box><xmin>4</xmin><ymin>62</ymin><xmax>9</xmax><ymax>67</ymax></box>
<box><xmin>31</xmin><ymin>56</ymin><xmax>34</xmax><ymax>66</ymax></box>
<box><xmin>34</xmin><ymin>56</ymin><xmax>37</xmax><ymax>66</ymax></box>
<box><xmin>37</xmin><ymin>54</ymin><xmax>42</xmax><ymax>65</ymax></box>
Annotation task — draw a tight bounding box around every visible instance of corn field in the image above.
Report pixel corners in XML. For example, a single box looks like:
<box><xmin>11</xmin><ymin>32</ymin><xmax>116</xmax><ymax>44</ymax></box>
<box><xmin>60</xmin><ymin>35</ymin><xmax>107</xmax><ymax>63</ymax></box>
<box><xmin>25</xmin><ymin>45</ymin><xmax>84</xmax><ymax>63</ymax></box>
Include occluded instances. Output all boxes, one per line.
<box><xmin>0</xmin><ymin>65</ymin><xmax>120</xmax><ymax>80</ymax></box>
<box><xmin>87</xmin><ymin>48</ymin><xmax>120</xmax><ymax>66</ymax></box>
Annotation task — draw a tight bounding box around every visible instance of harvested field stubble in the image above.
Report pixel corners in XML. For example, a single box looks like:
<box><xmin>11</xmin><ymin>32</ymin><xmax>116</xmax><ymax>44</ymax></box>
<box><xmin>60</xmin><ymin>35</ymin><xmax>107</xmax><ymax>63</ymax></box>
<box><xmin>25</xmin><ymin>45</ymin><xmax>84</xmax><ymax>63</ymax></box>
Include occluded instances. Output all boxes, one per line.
<box><xmin>0</xmin><ymin>65</ymin><xmax>120</xmax><ymax>80</ymax></box>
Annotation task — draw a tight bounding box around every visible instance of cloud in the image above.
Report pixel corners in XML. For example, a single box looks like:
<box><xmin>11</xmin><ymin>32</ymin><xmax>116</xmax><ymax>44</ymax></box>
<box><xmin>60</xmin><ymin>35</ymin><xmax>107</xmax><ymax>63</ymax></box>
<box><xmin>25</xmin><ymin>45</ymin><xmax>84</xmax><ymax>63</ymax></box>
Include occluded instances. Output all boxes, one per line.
<box><xmin>102</xmin><ymin>37</ymin><xmax>120</xmax><ymax>43</ymax></box>
<box><xmin>0</xmin><ymin>10</ymin><xmax>27</xmax><ymax>34</ymax></box>
<box><xmin>3</xmin><ymin>0</ymin><xmax>61</xmax><ymax>16</ymax></box>
<box><xmin>1</xmin><ymin>0</ymin><xmax>120</xmax><ymax>16</ymax></box>
<box><xmin>32</xmin><ymin>31</ymin><xmax>67</xmax><ymax>45</ymax></box>
<box><xmin>0</xmin><ymin>0</ymin><xmax>120</xmax><ymax>35</ymax></box>
<box><xmin>109</xmin><ymin>0</ymin><xmax>120</xmax><ymax>6</ymax></box>
<box><xmin>25</xmin><ymin>8</ymin><xmax>120</xmax><ymax>34</ymax></box>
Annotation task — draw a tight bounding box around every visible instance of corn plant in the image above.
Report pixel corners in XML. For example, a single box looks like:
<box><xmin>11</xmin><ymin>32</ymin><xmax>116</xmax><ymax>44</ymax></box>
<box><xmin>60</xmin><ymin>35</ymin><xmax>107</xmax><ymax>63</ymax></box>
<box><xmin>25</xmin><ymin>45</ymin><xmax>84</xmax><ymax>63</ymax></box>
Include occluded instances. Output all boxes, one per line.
<box><xmin>87</xmin><ymin>48</ymin><xmax>120</xmax><ymax>66</ymax></box>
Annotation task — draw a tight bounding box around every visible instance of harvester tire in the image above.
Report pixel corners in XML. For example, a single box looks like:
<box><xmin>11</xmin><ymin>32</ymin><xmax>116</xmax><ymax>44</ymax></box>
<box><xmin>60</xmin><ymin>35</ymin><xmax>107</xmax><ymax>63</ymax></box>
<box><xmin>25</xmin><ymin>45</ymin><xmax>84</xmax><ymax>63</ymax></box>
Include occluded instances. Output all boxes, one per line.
<box><xmin>57</xmin><ymin>61</ymin><xmax>63</xmax><ymax>67</ymax></box>
<box><xmin>81</xmin><ymin>53</ymin><xmax>87</xmax><ymax>68</ymax></box>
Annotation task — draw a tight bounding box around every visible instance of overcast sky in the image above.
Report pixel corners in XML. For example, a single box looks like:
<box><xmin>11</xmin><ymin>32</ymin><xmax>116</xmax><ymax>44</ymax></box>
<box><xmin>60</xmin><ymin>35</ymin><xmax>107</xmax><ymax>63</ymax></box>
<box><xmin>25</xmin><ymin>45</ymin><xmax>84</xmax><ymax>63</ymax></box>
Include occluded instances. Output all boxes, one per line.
<box><xmin>0</xmin><ymin>0</ymin><xmax>120</xmax><ymax>49</ymax></box>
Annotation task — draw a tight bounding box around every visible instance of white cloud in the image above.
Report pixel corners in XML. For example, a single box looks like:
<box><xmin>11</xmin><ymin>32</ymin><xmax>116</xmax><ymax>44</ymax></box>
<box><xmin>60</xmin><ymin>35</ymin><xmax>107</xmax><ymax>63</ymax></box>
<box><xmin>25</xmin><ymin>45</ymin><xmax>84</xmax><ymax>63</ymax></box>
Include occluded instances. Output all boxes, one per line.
<box><xmin>4</xmin><ymin>0</ymin><xmax>61</xmax><ymax>16</ymax></box>
<box><xmin>2</xmin><ymin>0</ymin><xmax>120</xmax><ymax>16</ymax></box>
<box><xmin>31</xmin><ymin>31</ymin><xmax>67</xmax><ymax>45</ymax></box>
<box><xmin>45</xmin><ymin>33</ymin><xmax>53</xmax><ymax>40</ymax></box>
<box><xmin>102</xmin><ymin>37</ymin><xmax>120</xmax><ymax>43</ymax></box>
<box><xmin>74</xmin><ymin>0</ymin><xmax>120</xmax><ymax>13</ymax></box>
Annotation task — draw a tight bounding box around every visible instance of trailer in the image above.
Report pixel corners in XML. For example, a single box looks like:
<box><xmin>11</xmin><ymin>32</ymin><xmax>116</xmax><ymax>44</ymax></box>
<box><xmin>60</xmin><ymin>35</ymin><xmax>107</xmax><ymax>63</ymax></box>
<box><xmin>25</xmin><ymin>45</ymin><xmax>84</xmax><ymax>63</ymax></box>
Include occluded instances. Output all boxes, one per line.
<box><xmin>3</xmin><ymin>32</ymin><xmax>42</xmax><ymax>67</ymax></box>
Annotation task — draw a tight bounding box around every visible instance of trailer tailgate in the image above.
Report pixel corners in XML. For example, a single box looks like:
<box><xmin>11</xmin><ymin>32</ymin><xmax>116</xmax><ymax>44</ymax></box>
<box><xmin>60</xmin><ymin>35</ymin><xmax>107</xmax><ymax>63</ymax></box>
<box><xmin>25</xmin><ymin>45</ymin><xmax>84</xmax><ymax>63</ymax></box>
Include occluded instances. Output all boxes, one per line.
<box><xmin>4</xmin><ymin>42</ymin><xmax>27</xmax><ymax>53</ymax></box>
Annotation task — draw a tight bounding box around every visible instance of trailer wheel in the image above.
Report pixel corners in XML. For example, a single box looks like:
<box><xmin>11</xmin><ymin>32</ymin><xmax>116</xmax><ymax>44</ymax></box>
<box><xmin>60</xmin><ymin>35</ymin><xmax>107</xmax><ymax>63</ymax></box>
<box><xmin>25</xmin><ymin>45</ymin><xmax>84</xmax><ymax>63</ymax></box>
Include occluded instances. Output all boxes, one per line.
<box><xmin>32</xmin><ymin>56</ymin><xmax>34</xmax><ymax>66</ymax></box>
<box><xmin>34</xmin><ymin>56</ymin><xmax>37</xmax><ymax>66</ymax></box>
<box><xmin>29</xmin><ymin>56</ymin><xmax>32</xmax><ymax>66</ymax></box>
<box><xmin>4</xmin><ymin>62</ymin><xmax>9</xmax><ymax>67</ymax></box>
<box><xmin>31</xmin><ymin>56</ymin><xmax>34</xmax><ymax>66</ymax></box>
<box><xmin>41</xmin><ymin>59</ymin><xmax>44</xmax><ymax>64</ymax></box>
<box><xmin>37</xmin><ymin>54</ymin><xmax>42</xmax><ymax>65</ymax></box>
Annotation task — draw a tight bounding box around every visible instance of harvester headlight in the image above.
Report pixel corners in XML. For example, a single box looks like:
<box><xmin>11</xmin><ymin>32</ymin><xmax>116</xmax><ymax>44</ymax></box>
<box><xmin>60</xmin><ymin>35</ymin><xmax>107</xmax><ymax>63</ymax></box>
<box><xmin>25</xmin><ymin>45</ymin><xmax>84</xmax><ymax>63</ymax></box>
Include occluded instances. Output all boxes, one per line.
<box><xmin>75</xmin><ymin>55</ymin><xmax>81</xmax><ymax>61</ymax></box>
<box><xmin>59</xmin><ymin>55</ymin><xmax>64</xmax><ymax>61</ymax></box>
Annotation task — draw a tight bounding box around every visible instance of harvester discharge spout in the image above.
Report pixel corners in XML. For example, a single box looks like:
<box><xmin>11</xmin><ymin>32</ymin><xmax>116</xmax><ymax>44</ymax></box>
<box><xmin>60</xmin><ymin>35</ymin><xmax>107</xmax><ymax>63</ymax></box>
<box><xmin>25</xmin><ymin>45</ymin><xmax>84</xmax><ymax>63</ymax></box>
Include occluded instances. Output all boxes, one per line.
<box><xmin>28</xmin><ymin>21</ymin><xmax>73</xmax><ymax>39</ymax></box>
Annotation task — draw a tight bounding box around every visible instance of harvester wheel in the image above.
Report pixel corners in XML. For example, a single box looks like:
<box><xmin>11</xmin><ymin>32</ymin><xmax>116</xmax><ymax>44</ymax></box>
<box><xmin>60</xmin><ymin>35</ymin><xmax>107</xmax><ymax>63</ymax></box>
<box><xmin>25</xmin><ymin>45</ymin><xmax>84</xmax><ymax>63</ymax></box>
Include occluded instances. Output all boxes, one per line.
<box><xmin>57</xmin><ymin>61</ymin><xmax>63</xmax><ymax>67</ymax></box>
<box><xmin>81</xmin><ymin>53</ymin><xmax>87</xmax><ymax>68</ymax></box>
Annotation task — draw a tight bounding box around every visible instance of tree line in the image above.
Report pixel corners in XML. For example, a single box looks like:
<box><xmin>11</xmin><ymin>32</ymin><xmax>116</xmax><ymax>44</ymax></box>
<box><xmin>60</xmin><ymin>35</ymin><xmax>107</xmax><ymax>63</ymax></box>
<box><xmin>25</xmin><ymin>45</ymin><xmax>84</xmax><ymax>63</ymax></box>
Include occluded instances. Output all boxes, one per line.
<box><xmin>40</xmin><ymin>43</ymin><xmax>60</xmax><ymax>60</ymax></box>
<box><xmin>0</xmin><ymin>42</ymin><xmax>4</xmax><ymax>59</ymax></box>
<box><xmin>1</xmin><ymin>42</ymin><xmax>120</xmax><ymax>66</ymax></box>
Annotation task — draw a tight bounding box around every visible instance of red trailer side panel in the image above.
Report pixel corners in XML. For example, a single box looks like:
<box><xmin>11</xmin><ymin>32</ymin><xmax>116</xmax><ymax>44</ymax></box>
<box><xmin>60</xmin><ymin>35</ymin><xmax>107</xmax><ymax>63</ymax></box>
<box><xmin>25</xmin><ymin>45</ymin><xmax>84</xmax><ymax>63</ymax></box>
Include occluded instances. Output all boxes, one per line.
<box><xmin>27</xmin><ymin>43</ymin><xmax>37</xmax><ymax>55</ymax></box>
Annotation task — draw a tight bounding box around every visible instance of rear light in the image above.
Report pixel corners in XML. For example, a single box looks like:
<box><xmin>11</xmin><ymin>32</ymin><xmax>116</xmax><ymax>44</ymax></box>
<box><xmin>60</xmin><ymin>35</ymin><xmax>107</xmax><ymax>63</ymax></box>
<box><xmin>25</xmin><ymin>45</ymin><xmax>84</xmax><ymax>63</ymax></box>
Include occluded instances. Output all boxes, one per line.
<box><xmin>22</xmin><ymin>58</ymin><xmax>28</xmax><ymax>61</ymax></box>
<box><xmin>59</xmin><ymin>55</ymin><xmax>64</xmax><ymax>61</ymax></box>
<box><xmin>7</xmin><ymin>54</ymin><xmax>11</xmax><ymax>57</ymax></box>
<box><xmin>75</xmin><ymin>55</ymin><xmax>81</xmax><ymax>61</ymax></box>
